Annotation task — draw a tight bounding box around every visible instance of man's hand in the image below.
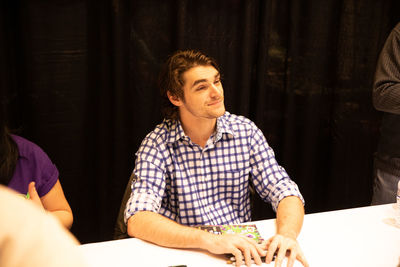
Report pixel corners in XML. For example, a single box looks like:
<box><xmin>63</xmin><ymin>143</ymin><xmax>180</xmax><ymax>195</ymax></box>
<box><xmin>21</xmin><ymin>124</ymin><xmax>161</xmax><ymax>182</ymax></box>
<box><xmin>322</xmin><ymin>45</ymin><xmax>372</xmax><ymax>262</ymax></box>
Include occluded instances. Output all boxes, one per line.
<box><xmin>265</xmin><ymin>234</ymin><xmax>308</xmax><ymax>267</ymax></box>
<box><xmin>28</xmin><ymin>181</ymin><xmax>45</xmax><ymax>210</ymax></box>
<box><xmin>204</xmin><ymin>233</ymin><xmax>266</xmax><ymax>267</ymax></box>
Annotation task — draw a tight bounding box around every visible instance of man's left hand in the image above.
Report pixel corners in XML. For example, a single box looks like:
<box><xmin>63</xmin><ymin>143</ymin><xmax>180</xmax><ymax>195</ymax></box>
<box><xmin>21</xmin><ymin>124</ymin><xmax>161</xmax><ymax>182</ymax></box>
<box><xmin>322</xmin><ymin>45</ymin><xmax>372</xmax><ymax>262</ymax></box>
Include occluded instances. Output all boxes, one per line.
<box><xmin>264</xmin><ymin>234</ymin><xmax>308</xmax><ymax>267</ymax></box>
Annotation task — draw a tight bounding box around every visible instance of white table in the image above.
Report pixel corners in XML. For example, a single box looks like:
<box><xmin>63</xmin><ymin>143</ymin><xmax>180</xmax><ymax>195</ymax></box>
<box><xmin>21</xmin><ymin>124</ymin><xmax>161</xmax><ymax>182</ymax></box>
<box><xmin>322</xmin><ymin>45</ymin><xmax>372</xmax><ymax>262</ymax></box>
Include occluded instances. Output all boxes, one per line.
<box><xmin>79</xmin><ymin>204</ymin><xmax>400</xmax><ymax>267</ymax></box>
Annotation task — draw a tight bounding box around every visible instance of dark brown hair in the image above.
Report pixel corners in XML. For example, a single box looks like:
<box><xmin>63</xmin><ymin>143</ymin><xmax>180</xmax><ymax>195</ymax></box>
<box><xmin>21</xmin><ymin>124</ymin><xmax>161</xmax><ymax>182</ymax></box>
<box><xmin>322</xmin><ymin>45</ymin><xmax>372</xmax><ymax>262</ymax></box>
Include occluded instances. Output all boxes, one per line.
<box><xmin>158</xmin><ymin>50</ymin><xmax>220</xmax><ymax>120</ymax></box>
<box><xmin>0</xmin><ymin>113</ymin><xmax>18</xmax><ymax>185</ymax></box>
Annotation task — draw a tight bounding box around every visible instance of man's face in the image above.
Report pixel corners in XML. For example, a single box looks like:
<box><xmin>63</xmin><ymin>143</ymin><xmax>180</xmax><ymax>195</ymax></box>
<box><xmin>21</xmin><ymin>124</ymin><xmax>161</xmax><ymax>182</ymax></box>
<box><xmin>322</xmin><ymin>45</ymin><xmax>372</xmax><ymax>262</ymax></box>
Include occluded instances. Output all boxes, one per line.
<box><xmin>172</xmin><ymin>65</ymin><xmax>225</xmax><ymax>121</ymax></box>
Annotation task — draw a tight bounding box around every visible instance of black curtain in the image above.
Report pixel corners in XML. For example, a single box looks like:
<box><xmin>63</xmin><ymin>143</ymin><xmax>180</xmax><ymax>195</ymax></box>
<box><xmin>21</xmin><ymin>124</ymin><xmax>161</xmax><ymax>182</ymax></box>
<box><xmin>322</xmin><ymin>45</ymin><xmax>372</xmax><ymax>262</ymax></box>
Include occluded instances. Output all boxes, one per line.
<box><xmin>1</xmin><ymin>0</ymin><xmax>400</xmax><ymax>243</ymax></box>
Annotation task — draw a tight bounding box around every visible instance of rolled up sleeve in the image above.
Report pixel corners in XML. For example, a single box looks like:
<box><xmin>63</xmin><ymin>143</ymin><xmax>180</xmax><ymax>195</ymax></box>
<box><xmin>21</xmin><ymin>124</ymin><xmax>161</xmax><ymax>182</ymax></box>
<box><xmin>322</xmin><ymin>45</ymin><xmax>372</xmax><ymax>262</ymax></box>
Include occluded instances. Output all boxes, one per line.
<box><xmin>250</xmin><ymin>127</ymin><xmax>304</xmax><ymax>211</ymax></box>
<box><xmin>123</xmin><ymin>138</ymin><xmax>166</xmax><ymax>223</ymax></box>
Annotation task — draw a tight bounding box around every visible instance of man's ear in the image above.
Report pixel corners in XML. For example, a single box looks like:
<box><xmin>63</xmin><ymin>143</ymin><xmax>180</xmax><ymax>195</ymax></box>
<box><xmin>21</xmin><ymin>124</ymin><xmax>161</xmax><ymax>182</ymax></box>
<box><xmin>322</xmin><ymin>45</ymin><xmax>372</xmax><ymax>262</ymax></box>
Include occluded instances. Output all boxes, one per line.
<box><xmin>167</xmin><ymin>91</ymin><xmax>182</xmax><ymax>107</ymax></box>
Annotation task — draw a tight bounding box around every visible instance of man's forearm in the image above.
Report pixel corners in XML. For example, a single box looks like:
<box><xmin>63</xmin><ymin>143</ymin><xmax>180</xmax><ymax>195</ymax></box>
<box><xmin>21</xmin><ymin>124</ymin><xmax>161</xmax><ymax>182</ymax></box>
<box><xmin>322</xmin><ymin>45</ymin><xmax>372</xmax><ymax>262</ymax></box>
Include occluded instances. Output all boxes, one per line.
<box><xmin>127</xmin><ymin>210</ymin><xmax>210</xmax><ymax>249</ymax></box>
<box><xmin>275</xmin><ymin>196</ymin><xmax>304</xmax><ymax>239</ymax></box>
<box><xmin>128</xmin><ymin>211</ymin><xmax>268</xmax><ymax>267</ymax></box>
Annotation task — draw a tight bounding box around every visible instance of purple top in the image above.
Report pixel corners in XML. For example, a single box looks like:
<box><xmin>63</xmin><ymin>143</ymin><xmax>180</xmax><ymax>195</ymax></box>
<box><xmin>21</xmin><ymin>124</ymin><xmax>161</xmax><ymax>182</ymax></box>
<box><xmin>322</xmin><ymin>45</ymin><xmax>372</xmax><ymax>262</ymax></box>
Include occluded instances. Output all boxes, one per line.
<box><xmin>7</xmin><ymin>135</ymin><xmax>59</xmax><ymax>197</ymax></box>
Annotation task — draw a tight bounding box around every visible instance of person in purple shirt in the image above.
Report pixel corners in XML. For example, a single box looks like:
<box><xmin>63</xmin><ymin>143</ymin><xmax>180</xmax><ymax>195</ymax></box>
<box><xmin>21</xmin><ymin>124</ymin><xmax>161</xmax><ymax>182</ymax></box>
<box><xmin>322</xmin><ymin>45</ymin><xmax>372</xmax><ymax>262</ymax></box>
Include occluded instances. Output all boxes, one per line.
<box><xmin>0</xmin><ymin>118</ymin><xmax>73</xmax><ymax>229</ymax></box>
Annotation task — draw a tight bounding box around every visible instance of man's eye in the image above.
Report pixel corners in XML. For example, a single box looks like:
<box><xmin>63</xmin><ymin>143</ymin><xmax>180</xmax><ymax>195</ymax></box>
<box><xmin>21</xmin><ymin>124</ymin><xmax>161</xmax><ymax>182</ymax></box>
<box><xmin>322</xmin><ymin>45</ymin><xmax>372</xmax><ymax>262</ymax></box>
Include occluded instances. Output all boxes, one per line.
<box><xmin>214</xmin><ymin>80</ymin><xmax>221</xmax><ymax>85</ymax></box>
<box><xmin>197</xmin><ymin>86</ymin><xmax>206</xmax><ymax>91</ymax></box>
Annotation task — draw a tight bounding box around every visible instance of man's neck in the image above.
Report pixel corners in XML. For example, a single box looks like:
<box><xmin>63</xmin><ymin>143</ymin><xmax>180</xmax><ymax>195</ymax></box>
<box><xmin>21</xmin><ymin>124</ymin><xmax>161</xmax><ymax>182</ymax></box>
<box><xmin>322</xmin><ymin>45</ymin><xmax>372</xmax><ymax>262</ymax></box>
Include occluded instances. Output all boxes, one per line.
<box><xmin>179</xmin><ymin>116</ymin><xmax>217</xmax><ymax>148</ymax></box>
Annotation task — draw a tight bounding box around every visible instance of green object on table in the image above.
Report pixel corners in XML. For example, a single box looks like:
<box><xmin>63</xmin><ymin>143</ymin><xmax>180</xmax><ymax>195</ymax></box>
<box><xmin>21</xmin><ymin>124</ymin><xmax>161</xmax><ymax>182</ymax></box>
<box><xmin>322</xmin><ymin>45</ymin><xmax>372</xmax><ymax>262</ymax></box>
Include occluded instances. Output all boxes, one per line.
<box><xmin>25</xmin><ymin>192</ymin><xmax>30</xmax><ymax>199</ymax></box>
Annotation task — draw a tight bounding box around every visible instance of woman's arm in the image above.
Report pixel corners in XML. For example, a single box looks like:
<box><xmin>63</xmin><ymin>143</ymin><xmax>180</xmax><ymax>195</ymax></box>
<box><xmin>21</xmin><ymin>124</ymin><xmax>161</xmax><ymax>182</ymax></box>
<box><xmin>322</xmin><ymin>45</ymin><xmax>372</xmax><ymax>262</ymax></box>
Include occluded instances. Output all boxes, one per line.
<box><xmin>28</xmin><ymin>180</ymin><xmax>73</xmax><ymax>229</ymax></box>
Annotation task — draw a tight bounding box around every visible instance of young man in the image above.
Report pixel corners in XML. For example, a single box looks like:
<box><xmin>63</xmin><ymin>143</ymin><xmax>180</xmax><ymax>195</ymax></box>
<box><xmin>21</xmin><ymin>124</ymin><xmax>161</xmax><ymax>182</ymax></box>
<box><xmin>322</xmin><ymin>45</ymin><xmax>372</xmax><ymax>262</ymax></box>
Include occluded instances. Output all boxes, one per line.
<box><xmin>124</xmin><ymin>50</ymin><xmax>308</xmax><ymax>267</ymax></box>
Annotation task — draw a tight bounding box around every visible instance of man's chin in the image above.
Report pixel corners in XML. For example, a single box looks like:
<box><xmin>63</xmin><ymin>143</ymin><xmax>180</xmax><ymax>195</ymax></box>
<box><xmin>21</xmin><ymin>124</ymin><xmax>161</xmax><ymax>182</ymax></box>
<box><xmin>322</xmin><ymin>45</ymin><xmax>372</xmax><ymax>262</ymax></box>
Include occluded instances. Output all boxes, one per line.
<box><xmin>215</xmin><ymin>107</ymin><xmax>226</xmax><ymax>118</ymax></box>
<box><xmin>205</xmin><ymin>105</ymin><xmax>225</xmax><ymax>119</ymax></box>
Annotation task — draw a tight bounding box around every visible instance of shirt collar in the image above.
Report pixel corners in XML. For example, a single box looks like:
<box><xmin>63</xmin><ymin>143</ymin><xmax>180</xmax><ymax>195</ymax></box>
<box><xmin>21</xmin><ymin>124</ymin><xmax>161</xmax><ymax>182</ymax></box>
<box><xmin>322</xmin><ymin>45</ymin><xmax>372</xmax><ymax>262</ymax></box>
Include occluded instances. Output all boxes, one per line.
<box><xmin>166</xmin><ymin>112</ymin><xmax>236</xmax><ymax>144</ymax></box>
<box><xmin>214</xmin><ymin>113</ymin><xmax>235</xmax><ymax>142</ymax></box>
<box><xmin>166</xmin><ymin>119</ymin><xmax>187</xmax><ymax>144</ymax></box>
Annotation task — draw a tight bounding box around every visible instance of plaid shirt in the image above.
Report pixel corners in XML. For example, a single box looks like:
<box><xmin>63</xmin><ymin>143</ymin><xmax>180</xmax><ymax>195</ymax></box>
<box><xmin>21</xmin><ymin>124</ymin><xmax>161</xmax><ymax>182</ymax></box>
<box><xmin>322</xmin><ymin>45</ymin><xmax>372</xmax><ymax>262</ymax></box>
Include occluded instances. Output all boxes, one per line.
<box><xmin>124</xmin><ymin>112</ymin><xmax>304</xmax><ymax>225</ymax></box>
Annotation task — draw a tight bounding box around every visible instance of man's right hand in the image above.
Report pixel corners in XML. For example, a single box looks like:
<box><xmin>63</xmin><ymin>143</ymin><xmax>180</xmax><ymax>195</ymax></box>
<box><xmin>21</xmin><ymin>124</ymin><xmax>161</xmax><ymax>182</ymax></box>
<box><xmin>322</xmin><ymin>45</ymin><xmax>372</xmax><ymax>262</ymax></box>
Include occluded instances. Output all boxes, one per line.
<box><xmin>201</xmin><ymin>233</ymin><xmax>267</xmax><ymax>267</ymax></box>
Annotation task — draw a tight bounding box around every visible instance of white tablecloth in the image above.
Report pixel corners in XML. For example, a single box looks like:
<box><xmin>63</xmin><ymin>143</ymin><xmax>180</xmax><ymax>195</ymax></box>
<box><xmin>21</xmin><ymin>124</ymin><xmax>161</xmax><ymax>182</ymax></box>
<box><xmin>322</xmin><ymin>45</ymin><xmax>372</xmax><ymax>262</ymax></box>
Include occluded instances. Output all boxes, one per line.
<box><xmin>79</xmin><ymin>204</ymin><xmax>400</xmax><ymax>267</ymax></box>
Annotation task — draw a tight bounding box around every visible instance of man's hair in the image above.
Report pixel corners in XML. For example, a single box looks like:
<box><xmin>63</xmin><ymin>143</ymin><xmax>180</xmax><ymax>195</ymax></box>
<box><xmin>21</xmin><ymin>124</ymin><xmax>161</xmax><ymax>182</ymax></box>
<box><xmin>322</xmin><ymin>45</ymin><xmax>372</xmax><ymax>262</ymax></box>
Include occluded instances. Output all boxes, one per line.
<box><xmin>158</xmin><ymin>50</ymin><xmax>220</xmax><ymax>120</ymax></box>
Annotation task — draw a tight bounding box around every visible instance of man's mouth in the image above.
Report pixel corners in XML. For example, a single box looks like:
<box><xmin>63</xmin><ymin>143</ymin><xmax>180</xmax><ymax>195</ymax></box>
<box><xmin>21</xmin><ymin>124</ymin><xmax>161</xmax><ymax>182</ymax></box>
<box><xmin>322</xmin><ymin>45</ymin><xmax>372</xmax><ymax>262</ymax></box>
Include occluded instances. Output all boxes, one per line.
<box><xmin>208</xmin><ymin>99</ymin><xmax>223</xmax><ymax>106</ymax></box>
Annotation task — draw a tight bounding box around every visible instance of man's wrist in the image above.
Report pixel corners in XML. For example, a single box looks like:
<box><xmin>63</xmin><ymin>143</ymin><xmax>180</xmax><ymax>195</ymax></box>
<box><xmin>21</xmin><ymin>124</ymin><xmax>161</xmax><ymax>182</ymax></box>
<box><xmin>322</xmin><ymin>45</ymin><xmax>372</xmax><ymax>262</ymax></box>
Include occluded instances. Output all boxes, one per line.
<box><xmin>195</xmin><ymin>229</ymin><xmax>215</xmax><ymax>251</ymax></box>
<box><xmin>277</xmin><ymin>229</ymin><xmax>298</xmax><ymax>240</ymax></box>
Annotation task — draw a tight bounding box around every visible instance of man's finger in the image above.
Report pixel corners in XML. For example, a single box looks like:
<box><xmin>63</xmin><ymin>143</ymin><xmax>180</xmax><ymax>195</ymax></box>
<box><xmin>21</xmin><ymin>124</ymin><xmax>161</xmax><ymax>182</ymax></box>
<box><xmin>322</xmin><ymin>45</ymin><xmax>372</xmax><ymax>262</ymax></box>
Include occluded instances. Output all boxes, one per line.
<box><xmin>265</xmin><ymin>239</ymin><xmax>278</xmax><ymax>264</ymax></box>
<box><xmin>274</xmin><ymin>243</ymin><xmax>288</xmax><ymax>267</ymax></box>
<box><xmin>232</xmin><ymin>248</ymin><xmax>243</xmax><ymax>267</ymax></box>
<box><xmin>287</xmin><ymin>249</ymin><xmax>297</xmax><ymax>267</ymax></box>
<box><xmin>296</xmin><ymin>249</ymin><xmax>309</xmax><ymax>267</ymax></box>
<box><xmin>242</xmin><ymin>246</ymin><xmax>252</xmax><ymax>267</ymax></box>
<box><xmin>248</xmin><ymin>244</ymin><xmax>263</xmax><ymax>266</ymax></box>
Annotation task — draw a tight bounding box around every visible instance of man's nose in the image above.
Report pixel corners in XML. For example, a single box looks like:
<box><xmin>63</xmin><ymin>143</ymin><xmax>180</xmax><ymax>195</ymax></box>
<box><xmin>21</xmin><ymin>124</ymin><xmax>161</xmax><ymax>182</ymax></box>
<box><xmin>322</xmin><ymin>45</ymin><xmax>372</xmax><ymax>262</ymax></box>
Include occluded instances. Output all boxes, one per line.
<box><xmin>210</xmin><ymin>84</ymin><xmax>222</xmax><ymax>97</ymax></box>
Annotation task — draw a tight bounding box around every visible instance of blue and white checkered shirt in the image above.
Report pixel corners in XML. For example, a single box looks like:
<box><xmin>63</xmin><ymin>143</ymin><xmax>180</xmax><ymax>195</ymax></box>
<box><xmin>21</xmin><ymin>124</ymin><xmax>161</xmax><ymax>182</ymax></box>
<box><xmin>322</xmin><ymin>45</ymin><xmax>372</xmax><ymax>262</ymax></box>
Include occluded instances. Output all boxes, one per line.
<box><xmin>124</xmin><ymin>112</ymin><xmax>304</xmax><ymax>225</ymax></box>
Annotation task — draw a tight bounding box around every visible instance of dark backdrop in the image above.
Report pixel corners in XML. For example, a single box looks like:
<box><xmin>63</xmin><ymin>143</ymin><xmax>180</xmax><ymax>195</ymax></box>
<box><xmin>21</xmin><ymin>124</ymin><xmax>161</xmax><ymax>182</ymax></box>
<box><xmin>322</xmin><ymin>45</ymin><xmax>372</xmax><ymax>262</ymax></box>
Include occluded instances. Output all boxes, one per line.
<box><xmin>1</xmin><ymin>0</ymin><xmax>400</xmax><ymax>243</ymax></box>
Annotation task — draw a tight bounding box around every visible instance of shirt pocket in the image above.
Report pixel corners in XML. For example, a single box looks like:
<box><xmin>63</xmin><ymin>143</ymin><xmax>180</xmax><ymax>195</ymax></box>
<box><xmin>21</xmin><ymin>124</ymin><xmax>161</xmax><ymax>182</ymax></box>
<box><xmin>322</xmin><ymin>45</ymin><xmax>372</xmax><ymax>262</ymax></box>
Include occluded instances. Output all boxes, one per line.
<box><xmin>214</xmin><ymin>169</ymin><xmax>248</xmax><ymax>198</ymax></box>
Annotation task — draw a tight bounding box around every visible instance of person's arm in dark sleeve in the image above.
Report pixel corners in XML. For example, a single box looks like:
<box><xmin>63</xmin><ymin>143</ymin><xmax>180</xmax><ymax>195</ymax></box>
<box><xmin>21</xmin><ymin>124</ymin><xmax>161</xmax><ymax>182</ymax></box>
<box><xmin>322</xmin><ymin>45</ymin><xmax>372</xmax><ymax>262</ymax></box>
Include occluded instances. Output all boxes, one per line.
<box><xmin>373</xmin><ymin>23</ymin><xmax>400</xmax><ymax>114</ymax></box>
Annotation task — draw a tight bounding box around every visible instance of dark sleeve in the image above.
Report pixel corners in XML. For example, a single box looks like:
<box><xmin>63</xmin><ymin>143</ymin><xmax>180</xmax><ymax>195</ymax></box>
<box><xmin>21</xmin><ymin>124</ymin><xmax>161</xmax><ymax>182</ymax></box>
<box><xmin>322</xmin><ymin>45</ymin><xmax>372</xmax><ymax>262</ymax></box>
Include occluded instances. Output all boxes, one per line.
<box><xmin>373</xmin><ymin>22</ymin><xmax>400</xmax><ymax>114</ymax></box>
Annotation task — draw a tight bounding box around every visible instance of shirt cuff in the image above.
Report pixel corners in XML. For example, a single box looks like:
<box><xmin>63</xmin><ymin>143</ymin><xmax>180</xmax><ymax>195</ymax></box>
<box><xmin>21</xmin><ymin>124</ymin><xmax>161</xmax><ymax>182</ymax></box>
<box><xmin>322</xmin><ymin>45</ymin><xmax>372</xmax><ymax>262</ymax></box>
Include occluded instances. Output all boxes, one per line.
<box><xmin>123</xmin><ymin>192</ymin><xmax>161</xmax><ymax>224</ymax></box>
